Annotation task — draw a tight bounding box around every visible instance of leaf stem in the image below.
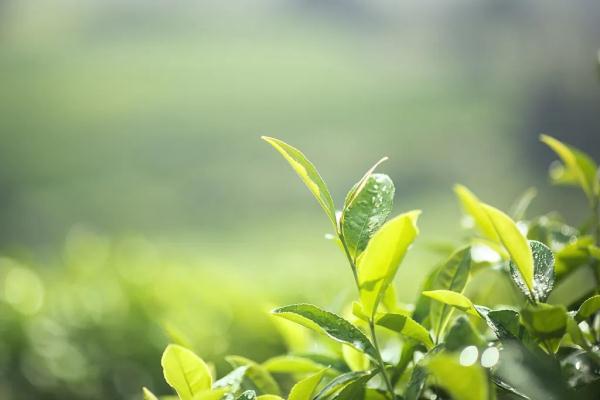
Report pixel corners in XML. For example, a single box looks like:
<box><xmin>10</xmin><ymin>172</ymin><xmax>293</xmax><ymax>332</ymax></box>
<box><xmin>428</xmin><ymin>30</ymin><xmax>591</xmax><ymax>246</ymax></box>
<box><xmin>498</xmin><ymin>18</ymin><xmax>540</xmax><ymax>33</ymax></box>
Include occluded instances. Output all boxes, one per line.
<box><xmin>339</xmin><ymin>233</ymin><xmax>361</xmax><ymax>294</ymax></box>
<box><xmin>369</xmin><ymin>319</ymin><xmax>395</xmax><ymax>399</ymax></box>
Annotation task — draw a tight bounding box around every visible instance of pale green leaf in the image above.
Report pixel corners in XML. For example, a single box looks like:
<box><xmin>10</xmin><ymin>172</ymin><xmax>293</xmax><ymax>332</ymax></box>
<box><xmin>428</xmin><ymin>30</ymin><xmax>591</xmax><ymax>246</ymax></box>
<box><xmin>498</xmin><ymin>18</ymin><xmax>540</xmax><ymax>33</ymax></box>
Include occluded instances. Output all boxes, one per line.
<box><xmin>575</xmin><ymin>294</ymin><xmax>600</xmax><ymax>322</ymax></box>
<box><xmin>342</xmin><ymin>344</ymin><xmax>370</xmax><ymax>371</ymax></box>
<box><xmin>541</xmin><ymin>134</ymin><xmax>599</xmax><ymax>201</ymax></box>
<box><xmin>454</xmin><ymin>184</ymin><xmax>499</xmax><ymax>242</ymax></box>
<box><xmin>427</xmin><ymin>354</ymin><xmax>488</xmax><ymax>400</ymax></box>
<box><xmin>161</xmin><ymin>344</ymin><xmax>212</xmax><ymax>400</ymax></box>
<box><xmin>262</xmin><ymin>355</ymin><xmax>327</xmax><ymax>375</ymax></box>
<box><xmin>422</xmin><ymin>290</ymin><xmax>480</xmax><ymax>317</ymax></box>
<box><xmin>193</xmin><ymin>388</ymin><xmax>228</xmax><ymax>400</ymax></box>
<box><xmin>288</xmin><ymin>368</ymin><xmax>328</xmax><ymax>400</ymax></box>
<box><xmin>143</xmin><ymin>387</ymin><xmax>159</xmax><ymax>400</ymax></box>
<box><xmin>509</xmin><ymin>240</ymin><xmax>554</xmax><ymax>303</ymax></box>
<box><xmin>256</xmin><ymin>396</ymin><xmax>284</xmax><ymax>400</ymax></box>
<box><xmin>358</xmin><ymin>210</ymin><xmax>421</xmax><ymax>316</ymax></box>
<box><xmin>262</xmin><ymin>136</ymin><xmax>337</xmax><ymax>229</ymax></box>
<box><xmin>272</xmin><ymin>304</ymin><xmax>376</xmax><ymax>359</ymax></box>
<box><xmin>482</xmin><ymin>204</ymin><xmax>534</xmax><ymax>292</ymax></box>
<box><xmin>375</xmin><ymin>313</ymin><xmax>433</xmax><ymax>349</ymax></box>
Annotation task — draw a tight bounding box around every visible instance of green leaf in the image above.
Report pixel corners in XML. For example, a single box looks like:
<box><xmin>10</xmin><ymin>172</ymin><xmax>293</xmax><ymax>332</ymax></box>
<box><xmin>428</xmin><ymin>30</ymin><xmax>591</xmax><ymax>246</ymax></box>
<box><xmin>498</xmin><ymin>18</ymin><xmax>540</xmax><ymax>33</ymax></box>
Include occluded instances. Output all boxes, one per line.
<box><xmin>194</xmin><ymin>389</ymin><xmax>229</xmax><ymax>400</ymax></box>
<box><xmin>429</xmin><ymin>247</ymin><xmax>472</xmax><ymax>339</ymax></box>
<box><xmin>262</xmin><ymin>356</ymin><xmax>328</xmax><ymax>375</ymax></box>
<box><xmin>509</xmin><ymin>240</ymin><xmax>555</xmax><ymax>303</ymax></box>
<box><xmin>213</xmin><ymin>366</ymin><xmax>248</xmax><ymax>393</ymax></box>
<box><xmin>237</xmin><ymin>391</ymin><xmax>257</xmax><ymax>400</ymax></box>
<box><xmin>454</xmin><ymin>184</ymin><xmax>499</xmax><ymax>242</ymax></box>
<box><xmin>341</xmin><ymin>172</ymin><xmax>394</xmax><ymax>258</ymax></box>
<box><xmin>426</xmin><ymin>353</ymin><xmax>488</xmax><ymax>400</ymax></box>
<box><xmin>444</xmin><ymin>316</ymin><xmax>485</xmax><ymax>351</ymax></box>
<box><xmin>314</xmin><ymin>371</ymin><xmax>371</xmax><ymax>400</ymax></box>
<box><xmin>288</xmin><ymin>368</ymin><xmax>328</xmax><ymax>400</ymax></box>
<box><xmin>566</xmin><ymin>315</ymin><xmax>589</xmax><ymax>350</ymax></box>
<box><xmin>375</xmin><ymin>313</ymin><xmax>433</xmax><ymax>349</ymax></box>
<box><xmin>256</xmin><ymin>396</ymin><xmax>284</xmax><ymax>400</ymax></box>
<box><xmin>342</xmin><ymin>344</ymin><xmax>370</xmax><ymax>371</ymax></box>
<box><xmin>481</xmin><ymin>309</ymin><xmax>520</xmax><ymax>340</ymax></box>
<box><xmin>331</xmin><ymin>376</ymin><xmax>369</xmax><ymax>400</ymax></box>
<box><xmin>482</xmin><ymin>204</ymin><xmax>534</xmax><ymax>292</ymax></box>
<box><xmin>575</xmin><ymin>295</ymin><xmax>600</xmax><ymax>322</ymax></box>
<box><xmin>358</xmin><ymin>210</ymin><xmax>421</xmax><ymax>316</ymax></box>
<box><xmin>510</xmin><ymin>187</ymin><xmax>538</xmax><ymax>221</ymax></box>
<box><xmin>262</xmin><ymin>137</ymin><xmax>337</xmax><ymax>229</ymax></box>
<box><xmin>540</xmin><ymin>134</ymin><xmax>599</xmax><ymax>201</ymax></box>
<box><xmin>521</xmin><ymin>303</ymin><xmax>567</xmax><ymax>345</ymax></box>
<box><xmin>142</xmin><ymin>387</ymin><xmax>159</xmax><ymax>400</ymax></box>
<box><xmin>422</xmin><ymin>290</ymin><xmax>480</xmax><ymax>317</ymax></box>
<box><xmin>271</xmin><ymin>304</ymin><xmax>376</xmax><ymax>359</ymax></box>
<box><xmin>161</xmin><ymin>344</ymin><xmax>212</xmax><ymax>400</ymax></box>
<box><xmin>226</xmin><ymin>356</ymin><xmax>281</xmax><ymax>396</ymax></box>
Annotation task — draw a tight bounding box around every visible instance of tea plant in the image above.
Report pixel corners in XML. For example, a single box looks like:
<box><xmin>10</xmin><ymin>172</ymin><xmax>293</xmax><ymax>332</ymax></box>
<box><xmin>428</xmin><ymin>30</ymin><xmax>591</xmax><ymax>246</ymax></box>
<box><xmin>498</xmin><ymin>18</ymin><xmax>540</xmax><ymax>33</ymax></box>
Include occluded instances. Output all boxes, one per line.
<box><xmin>145</xmin><ymin>135</ymin><xmax>600</xmax><ymax>400</ymax></box>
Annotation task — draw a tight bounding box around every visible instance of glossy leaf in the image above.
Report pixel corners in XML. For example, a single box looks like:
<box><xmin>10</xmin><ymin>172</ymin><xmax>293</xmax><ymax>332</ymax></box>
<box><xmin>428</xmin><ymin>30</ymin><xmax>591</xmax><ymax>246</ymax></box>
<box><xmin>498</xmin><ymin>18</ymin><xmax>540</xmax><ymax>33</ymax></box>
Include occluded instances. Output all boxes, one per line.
<box><xmin>142</xmin><ymin>387</ymin><xmax>159</xmax><ymax>400</ymax></box>
<box><xmin>541</xmin><ymin>134</ymin><xmax>599</xmax><ymax>201</ymax></box>
<box><xmin>422</xmin><ymin>290</ymin><xmax>480</xmax><ymax>317</ymax></box>
<box><xmin>213</xmin><ymin>366</ymin><xmax>248</xmax><ymax>393</ymax></box>
<box><xmin>509</xmin><ymin>240</ymin><xmax>555</xmax><ymax>302</ymax></box>
<box><xmin>575</xmin><ymin>294</ymin><xmax>600</xmax><ymax>322</ymax></box>
<box><xmin>288</xmin><ymin>368</ymin><xmax>328</xmax><ymax>400</ymax></box>
<box><xmin>341</xmin><ymin>173</ymin><xmax>394</xmax><ymax>258</ymax></box>
<box><xmin>427</xmin><ymin>353</ymin><xmax>488</xmax><ymax>400</ymax></box>
<box><xmin>161</xmin><ymin>344</ymin><xmax>212</xmax><ymax>400</ymax></box>
<box><xmin>262</xmin><ymin>137</ymin><xmax>337</xmax><ymax>229</ymax></box>
<box><xmin>271</xmin><ymin>304</ymin><xmax>376</xmax><ymax>358</ymax></box>
<box><xmin>454</xmin><ymin>184</ymin><xmax>499</xmax><ymax>242</ymax></box>
<box><xmin>483</xmin><ymin>308</ymin><xmax>520</xmax><ymax>340</ymax></box>
<box><xmin>226</xmin><ymin>356</ymin><xmax>281</xmax><ymax>396</ymax></box>
<box><xmin>262</xmin><ymin>355</ymin><xmax>327</xmax><ymax>375</ymax></box>
<box><xmin>358</xmin><ymin>210</ymin><xmax>421</xmax><ymax>316</ymax></box>
<box><xmin>482</xmin><ymin>204</ymin><xmax>534</xmax><ymax>292</ymax></box>
<box><xmin>375</xmin><ymin>313</ymin><xmax>433</xmax><ymax>349</ymax></box>
<box><xmin>237</xmin><ymin>391</ymin><xmax>257</xmax><ymax>400</ymax></box>
<box><xmin>314</xmin><ymin>371</ymin><xmax>371</xmax><ymax>400</ymax></box>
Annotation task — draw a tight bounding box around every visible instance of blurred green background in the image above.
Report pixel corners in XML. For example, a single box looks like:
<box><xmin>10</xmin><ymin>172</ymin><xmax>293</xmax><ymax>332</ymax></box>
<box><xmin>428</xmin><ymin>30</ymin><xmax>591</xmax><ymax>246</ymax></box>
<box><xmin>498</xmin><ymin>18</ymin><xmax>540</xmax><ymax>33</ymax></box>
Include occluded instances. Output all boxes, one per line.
<box><xmin>0</xmin><ymin>1</ymin><xmax>599</xmax><ymax>399</ymax></box>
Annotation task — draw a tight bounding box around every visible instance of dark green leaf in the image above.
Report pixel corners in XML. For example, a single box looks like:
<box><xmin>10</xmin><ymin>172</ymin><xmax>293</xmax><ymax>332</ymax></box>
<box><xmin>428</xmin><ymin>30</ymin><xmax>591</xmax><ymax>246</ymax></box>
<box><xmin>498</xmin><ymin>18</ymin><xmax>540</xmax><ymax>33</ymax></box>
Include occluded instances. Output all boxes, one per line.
<box><xmin>236</xmin><ymin>391</ymin><xmax>256</xmax><ymax>400</ymax></box>
<box><xmin>272</xmin><ymin>304</ymin><xmax>376</xmax><ymax>359</ymax></box>
<box><xmin>426</xmin><ymin>353</ymin><xmax>488</xmax><ymax>400</ymax></box>
<box><xmin>520</xmin><ymin>304</ymin><xmax>567</xmax><ymax>346</ymax></box>
<box><xmin>341</xmin><ymin>173</ymin><xmax>394</xmax><ymax>258</ymax></box>
<box><xmin>404</xmin><ymin>365</ymin><xmax>427</xmax><ymax>400</ymax></box>
<box><xmin>482</xmin><ymin>309</ymin><xmax>520</xmax><ymax>340</ymax></box>
<box><xmin>509</xmin><ymin>240</ymin><xmax>555</xmax><ymax>303</ymax></box>
<box><xmin>444</xmin><ymin>316</ymin><xmax>485</xmax><ymax>351</ymax></box>
<box><xmin>314</xmin><ymin>371</ymin><xmax>372</xmax><ymax>400</ymax></box>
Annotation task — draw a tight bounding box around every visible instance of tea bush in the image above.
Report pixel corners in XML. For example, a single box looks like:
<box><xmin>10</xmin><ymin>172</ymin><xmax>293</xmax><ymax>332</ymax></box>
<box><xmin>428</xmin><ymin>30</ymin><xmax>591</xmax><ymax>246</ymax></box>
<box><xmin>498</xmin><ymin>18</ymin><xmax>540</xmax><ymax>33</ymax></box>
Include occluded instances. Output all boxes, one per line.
<box><xmin>146</xmin><ymin>135</ymin><xmax>600</xmax><ymax>400</ymax></box>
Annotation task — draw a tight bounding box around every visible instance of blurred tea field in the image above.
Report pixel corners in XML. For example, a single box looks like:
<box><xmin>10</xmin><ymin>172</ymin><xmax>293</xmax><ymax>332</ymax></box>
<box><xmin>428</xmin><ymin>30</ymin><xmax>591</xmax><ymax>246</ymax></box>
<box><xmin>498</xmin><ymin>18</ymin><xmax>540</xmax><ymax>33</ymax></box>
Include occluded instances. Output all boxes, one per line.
<box><xmin>0</xmin><ymin>1</ymin><xmax>600</xmax><ymax>399</ymax></box>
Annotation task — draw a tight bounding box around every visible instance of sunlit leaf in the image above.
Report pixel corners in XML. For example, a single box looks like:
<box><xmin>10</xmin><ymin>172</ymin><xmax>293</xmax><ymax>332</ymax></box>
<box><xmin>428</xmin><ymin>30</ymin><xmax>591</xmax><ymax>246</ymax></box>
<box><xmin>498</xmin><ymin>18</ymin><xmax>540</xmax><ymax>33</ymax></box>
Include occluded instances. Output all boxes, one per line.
<box><xmin>422</xmin><ymin>290</ymin><xmax>480</xmax><ymax>317</ymax></box>
<box><xmin>375</xmin><ymin>313</ymin><xmax>433</xmax><ymax>349</ymax></box>
<box><xmin>256</xmin><ymin>396</ymin><xmax>284</xmax><ymax>400</ymax></box>
<box><xmin>142</xmin><ymin>387</ymin><xmax>159</xmax><ymax>400</ymax></box>
<box><xmin>262</xmin><ymin>137</ymin><xmax>337</xmax><ymax>229</ymax></box>
<box><xmin>427</xmin><ymin>353</ymin><xmax>488</xmax><ymax>400</ymax></box>
<box><xmin>481</xmin><ymin>308</ymin><xmax>520</xmax><ymax>340</ymax></box>
<box><xmin>272</xmin><ymin>304</ymin><xmax>376</xmax><ymax>359</ymax></box>
<box><xmin>358</xmin><ymin>210</ymin><xmax>421</xmax><ymax>316</ymax></box>
<box><xmin>226</xmin><ymin>356</ymin><xmax>281</xmax><ymax>396</ymax></box>
<box><xmin>288</xmin><ymin>368</ymin><xmax>328</xmax><ymax>400</ymax></box>
<box><xmin>161</xmin><ymin>344</ymin><xmax>212</xmax><ymax>400</ymax></box>
<box><xmin>509</xmin><ymin>240</ymin><xmax>555</xmax><ymax>302</ymax></box>
<box><xmin>213</xmin><ymin>366</ymin><xmax>248</xmax><ymax>394</ymax></box>
<box><xmin>575</xmin><ymin>294</ymin><xmax>600</xmax><ymax>322</ymax></box>
<box><xmin>194</xmin><ymin>388</ymin><xmax>228</xmax><ymax>400</ymax></box>
<box><xmin>341</xmin><ymin>172</ymin><xmax>394</xmax><ymax>258</ymax></box>
<box><xmin>454</xmin><ymin>184</ymin><xmax>499</xmax><ymax>242</ymax></box>
<box><xmin>540</xmin><ymin>134</ymin><xmax>599</xmax><ymax>201</ymax></box>
<box><xmin>482</xmin><ymin>204</ymin><xmax>534</xmax><ymax>292</ymax></box>
<box><xmin>342</xmin><ymin>344</ymin><xmax>370</xmax><ymax>371</ymax></box>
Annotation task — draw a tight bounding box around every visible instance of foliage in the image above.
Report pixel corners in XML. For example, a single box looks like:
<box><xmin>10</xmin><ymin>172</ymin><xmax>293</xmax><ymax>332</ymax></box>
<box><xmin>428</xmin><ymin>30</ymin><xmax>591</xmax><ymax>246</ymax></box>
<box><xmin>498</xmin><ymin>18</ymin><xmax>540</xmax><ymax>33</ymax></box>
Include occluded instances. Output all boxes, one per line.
<box><xmin>147</xmin><ymin>135</ymin><xmax>600</xmax><ymax>400</ymax></box>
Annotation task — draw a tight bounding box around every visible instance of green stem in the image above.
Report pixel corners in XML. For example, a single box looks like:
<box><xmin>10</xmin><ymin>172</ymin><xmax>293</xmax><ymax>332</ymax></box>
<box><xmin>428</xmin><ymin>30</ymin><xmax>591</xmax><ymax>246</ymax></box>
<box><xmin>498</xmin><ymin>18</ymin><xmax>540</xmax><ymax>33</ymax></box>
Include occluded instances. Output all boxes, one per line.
<box><xmin>369</xmin><ymin>319</ymin><xmax>395</xmax><ymax>399</ymax></box>
<box><xmin>339</xmin><ymin>234</ymin><xmax>361</xmax><ymax>293</ymax></box>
